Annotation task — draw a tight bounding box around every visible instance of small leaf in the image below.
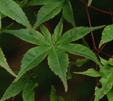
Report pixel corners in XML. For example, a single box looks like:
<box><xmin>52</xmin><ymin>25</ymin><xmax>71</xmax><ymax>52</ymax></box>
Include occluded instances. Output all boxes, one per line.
<box><xmin>22</xmin><ymin>79</ymin><xmax>38</xmax><ymax>101</ymax></box>
<box><xmin>107</xmin><ymin>58</ymin><xmax>113</xmax><ymax>65</ymax></box>
<box><xmin>56</xmin><ymin>26</ymin><xmax>105</xmax><ymax>44</ymax></box>
<box><xmin>0</xmin><ymin>23</ymin><xmax>13</xmax><ymax>34</ymax></box>
<box><xmin>74</xmin><ymin>68</ymin><xmax>102</xmax><ymax>77</ymax></box>
<box><xmin>63</xmin><ymin>0</ymin><xmax>75</xmax><ymax>27</ymax></box>
<box><xmin>94</xmin><ymin>73</ymin><xmax>113</xmax><ymax>101</ymax></box>
<box><xmin>0</xmin><ymin>74</ymin><xmax>28</xmax><ymax>101</ymax></box>
<box><xmin>15</xmin><ymin>0</ymin><xmax>29</xmax><ymax>7</ymax></box>
<box><xmin>0</xmin><ymin>48</ymin><xmax>17</xmax><ymax>77</ymax></box>
<box><xmin>33</xmin><ymin>0</ymin><xmax>65</xmax><ymax>29</ymax></box>
<box><xmin>99</xmin><ymin>24</ymin><xmax>113</xmax><ymax>48</ymax></box>
<box><xmin>48</xmin><ymin>47</ymin><xmax>69</xmax><ymax>92</ymax></box>
<box><xmin>88</xmin><ymin>0</ymin><xmax>93</xmax><ymax>7</ymax></box>
<box><xmin>75</xmin><ymin>58</ymin><xmax>89</xmax><ymax>67</ymax></box>
<box><xmin>82</xmin><ymin>38</ymin><xmax>90</xmax><ymax>48</ymax></box>
<box><xmin>4</xmin><ymin>29</ymin><xmax>46</xmax><ymax>45</ymax></box>
<box><xmin>50</xmin><ymin>86</ymin><xmax>65</xmax><ymax>101</ymax></box>
<box><xmin>27</xmin><ymin>0</ymin><xmax>56</xmax><ymax>6</ymax></box>
<box><xmin>99</xmin><ymin>56</ymin><xmax>107</xmax><ymax>66</ymax></box>
<box><xmin>0</xmin><ymin>0</ymin><xmax>31</xmax><ymax>29</ymax></box>
<box><xmin>15</xmin><ymin>46</ymin><xmax>51</xmax><ymax>82</ymax></box>
<box><xmin>107</xmin><ymin>87</ymin><xmax>113</xmax><ymax>101</ymax></box>
<box><xmin>52</xmin><ymin>17</ymin><xmax>63</xmax><ymax>44</ymax></box>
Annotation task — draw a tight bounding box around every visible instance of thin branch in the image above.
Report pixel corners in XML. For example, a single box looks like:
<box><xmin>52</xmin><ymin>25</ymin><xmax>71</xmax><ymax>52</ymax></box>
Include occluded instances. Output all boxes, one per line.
<box><xmin>106</xmin><ymin>0</ymin><xmax>113</xmax><ymax>23</ymax></box>
<box><xmin>80</xmin><ymin>0</ymin><xmax>113</xmax><ymax>14</ymax></box>
<box><xmin>28</xmin><ymin>6</ymin><xmax>51</xmax><ymax>33</ymax></box>
<box><xmin>85</xmin><ymin>3</ymin><xmax>97</xmax><ymax>50</ymax></box>
<box><xmin>90</xmin><ymin>94</ymin><xmax>95</xmax><ymax>101</ymax></box>
<box><xmin>96</xmin><ymin>43</ymin><xmax>107</xmax><ymax>56</ymax></box>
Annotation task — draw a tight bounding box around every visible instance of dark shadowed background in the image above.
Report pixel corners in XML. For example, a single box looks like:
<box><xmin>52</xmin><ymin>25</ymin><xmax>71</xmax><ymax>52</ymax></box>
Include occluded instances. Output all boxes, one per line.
<box><xmin>0</xmin><ymin>0</ymin><xmax>113</xmax><ymax>100</ymax></box>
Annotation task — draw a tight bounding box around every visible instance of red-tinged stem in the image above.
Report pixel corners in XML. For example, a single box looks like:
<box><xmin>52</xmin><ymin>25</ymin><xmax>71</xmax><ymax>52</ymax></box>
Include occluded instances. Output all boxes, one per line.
<box><xmin>80</xmin><ymin>0</ymin><xmax>113</xmax><ymax>14</ymax></box>
<box><xmin>106</xmin><ymin>0</ymin><xmax>113</xmax><ymax>23</ymax></box>
<box><xmin>85</xmin><ymin>3</ymin><xmax>97</xmax><ymax>50</ymax></box>
<box><xmin>90</xmin><ymin>94</ymin><xmax>95</xmax><ymax>101</ymax></box>
<box><xmin>0</xmin><ymin>96</ymin><xmax>2</xmax><ymax>98</ymax></box>
<box><xmin>28</xmin><ymin>6</ymin><xmax>51</xmax><ymax>33</ymax></box>
<box><xmin>96</xmin><ymin>43</ymin><xmax>107</xmax><ymax>55</ymax></box>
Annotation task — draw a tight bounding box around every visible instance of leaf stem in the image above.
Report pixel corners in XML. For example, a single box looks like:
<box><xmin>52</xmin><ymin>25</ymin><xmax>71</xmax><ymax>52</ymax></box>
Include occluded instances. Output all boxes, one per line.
<box><xmin>80</xmin><ymin>0</ymin><xmax>113</xmax><ymax>14</ymax></box>
<box><xmin>106</xmin><ymin>0</ymin><xmax>113</xmax><ymax>23</ymax></box>
<box><xmin>85</xmin><ymin>3</ymin><xmax>97</xmax><ymax>50</ymax></box>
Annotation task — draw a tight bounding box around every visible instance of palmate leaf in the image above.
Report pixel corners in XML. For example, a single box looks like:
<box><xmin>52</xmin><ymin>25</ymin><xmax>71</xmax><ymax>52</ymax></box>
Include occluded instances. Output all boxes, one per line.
<box><xmin>99</xmin><ymin>24</ymin><xmax>113</xmax><ymax>48</ymax></box>
<box><xmin>94</xmin><ymin>72</ymin><xmax>113</xmax><ymax>101</ymax></box>
<box><xmin>0</xmin><ymin>74</ymin><xmax>28</xmax><ymax>101</ymax></box>
<box><xmin>63</xmin><ymin>0</ymin><xmax>75</xmax><ymax>27</ymax></box>
<box><xmin>94</xmin><ymin>58</ymin><xmax>113</xmax><ymax>101</ymax></box>
<box><xmin>0</xmin><ymin>73</ymin><xmax>38</xmax><ymax>101</ymax></box>
<box><xmin>8</xmin><ymin>18</ymin><xmax>104</xmax><ymax>92</ymax></box>
<box><xmin>33</xmin><ymin>0</ymin><xmax>65</xmax><ymax>29</ymax></box>
<box><xmin>0</xmin><ymin>48</ymin><xmax>17</xmax><ymax>77</ymax></box>
<box><xmin>50</xmin><ymin>86</ymin><xmax>65</xmax><ymax>101</ymax></box>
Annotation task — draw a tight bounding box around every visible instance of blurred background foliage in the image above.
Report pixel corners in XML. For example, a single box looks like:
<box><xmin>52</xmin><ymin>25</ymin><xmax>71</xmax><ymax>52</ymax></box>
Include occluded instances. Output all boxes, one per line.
<box><xmin>0</xmin><ymin>0</ymin><xmax>113</xmax><ymax>100</ymax></box>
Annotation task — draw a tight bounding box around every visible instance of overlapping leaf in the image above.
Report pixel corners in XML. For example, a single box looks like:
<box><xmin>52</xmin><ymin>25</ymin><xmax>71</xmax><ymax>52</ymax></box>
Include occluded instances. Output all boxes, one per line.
<box><xmin>74</xmin><ymin>57</ymin><xmax>113</xmax><ymax>101</ymax></box>
<box><xmin>33</xmin><ymin>0</ymin><xmax>65</xmax><ymax>29</ymax></box>
<box><xmin>107</xmin><ymin>87</ymin><xmax>113</xmax><ymax>101</ymax></box>
<box><xmin>0</xmin><ymin>73</ymin><xmax>38</xmax><ymax>101</ymax></box>
<box><xmin>6</xmin><ymin>18</ymin><xmax>104</xmax><ymax>92</ymax></box>
<box><xmin>0</xmin><ymin>48</ymin><xmax>17</xmax><ymax>77</ymax></box>
<box><xmin>63</xmin><ymin>0</ymin><xmax>75</xmax><ymax>27</ymax></box>
<box><xmin>0</xmin><ymin>12</ymin><xmax>1</xmax><ymax>29</ymax></box>
<box><xmin>99</xmin><ymin>24</ymin><xmax>113</xmax><ymax>48</ymax></box>
<box><xmin>0</xmin><ymin>0</ymin><xmax>38</xmax><ymax>38</ymax></box>
<box><xmin>50</xmin><ymin>86</ymin><xmax>65</xmax><ymax>101</ymax></box>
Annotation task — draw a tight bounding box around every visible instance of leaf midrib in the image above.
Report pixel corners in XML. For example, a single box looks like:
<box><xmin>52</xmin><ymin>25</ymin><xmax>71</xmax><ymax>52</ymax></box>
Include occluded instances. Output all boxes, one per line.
<box><xmin>0</xmin><ymin>1</ymin><xmax>31</xmax><ymax>28</ymax></box>
<box><xmin>52</xmin><ymin>46</ymin><xmax>65</xmax><ymax>83</ymax></box>
<box><xmin>34</xmin><ymin>0</ymin><xmax>65</xmax><ymax>28</ymax></box>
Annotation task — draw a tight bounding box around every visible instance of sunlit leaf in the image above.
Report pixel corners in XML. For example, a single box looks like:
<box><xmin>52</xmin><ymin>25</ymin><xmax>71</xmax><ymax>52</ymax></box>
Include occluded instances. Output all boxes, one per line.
<box><xmin>88</xmin><ymin>0</ymin><xmax>93</xmax><ymax>7</ymax></box>
<box><xmin>33</xmin><ymin>0</ymin><xmax>65</xmax><ymax>29</ymax></box>
<box><xmin>50</xmin><ymin>86</ymin><xmax>65</xmax><ymax>101</ymax></box>
<box><xmin>0</xmin><ymin>48</ymin><xmax>17</xmax><ymax>77</ymax></box>
<box><xmin>63</xmin><ymin>0</ymin><xmax>75</xmax><ymax>27</ymax></box>
<box><xmin>99</xmin><ymin>24</ymin><xmax>113</xmax><ymax>48</ymax></box>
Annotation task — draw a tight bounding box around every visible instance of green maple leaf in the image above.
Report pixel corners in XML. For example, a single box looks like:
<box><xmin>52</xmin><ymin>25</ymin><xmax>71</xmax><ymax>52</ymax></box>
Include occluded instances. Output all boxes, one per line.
<box><xmin>0</xmin><ymin>73</ymin><xmax>38</xmax><ymax>101</ymax></box>
<box><xmin>4</xmin><ymin>18</ymin><xmax>104</xmax><ymax>92</ymax></box>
